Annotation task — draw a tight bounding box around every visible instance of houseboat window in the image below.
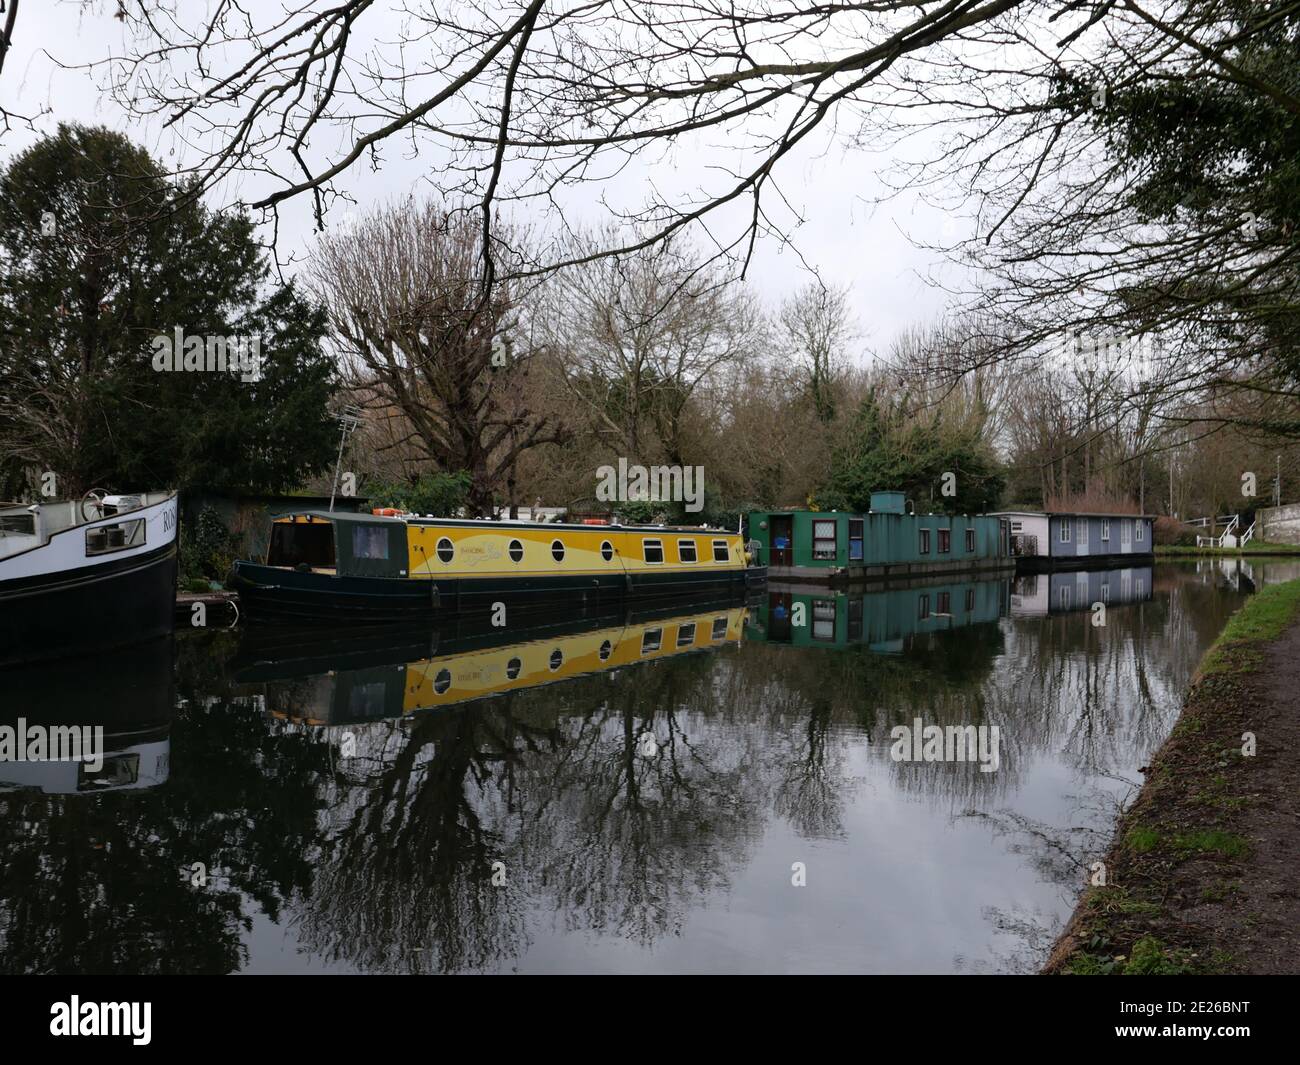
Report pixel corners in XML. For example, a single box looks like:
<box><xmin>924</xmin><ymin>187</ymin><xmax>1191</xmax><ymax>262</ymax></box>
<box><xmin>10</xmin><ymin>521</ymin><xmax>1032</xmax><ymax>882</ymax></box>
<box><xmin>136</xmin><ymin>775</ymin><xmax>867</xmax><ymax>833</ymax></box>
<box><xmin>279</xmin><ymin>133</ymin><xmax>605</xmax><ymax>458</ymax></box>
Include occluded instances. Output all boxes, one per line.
<box><xmin>965</xmin><ymin>528</ymin><xmax>975</xmax><ymax>552</ymax></box>
<box><xmin>601</xmin><ymin>540</ymin><xmax>614</xmax><ymax>561</ymax></box>
<box><xmin>509</xmin><ymin>539</ymin><xmax>524</xmax><ymax>562</ymax></box>
<box><xmin>712</xmin><ymin>539</ymin><xmax>729</xmax><ymax>562</ymax></box>
<box><xmin>641</xmin><ymin>628</ymin><xmax>663</xmax><ymax>654</ymax></box>
<box><xmin>643</xmin><ymin>539</ymin><xmax>664</xmax><ymax>564</ymax></box>
<box><xmin>678</xmin><ymin>539</ymin><xmax>697</xmax><ymax>563</ymax></box>
<box><xmin>965</xmin><ymin>588</ymin><xmax>975</xmax><ymax>612</ymax></box>
<box><xmin>677</xmin><ymin>623</ymin><xmax>696</xmax><ymax>647</ymax></box>
<box><xmin>711</xmin><ymin>617</ymin><xmax>728</xmax><ymax>641</ymax></box>
<box><xmin>598</xmin><ymin>640</ymin><xmax>613</xmax><ymax>661</ymax></box>
<box><xmin>1135</xmin><ymin>520</ymin><xmax>1144</xmax><ymax>542</ymax></box>
<box><xmin>351</xmin><ymin>525</ymin><xmax>389</xmax><ymax>560</ymax></box>
<box><xmin>938</xmin><ymin>591</ymin><xmax>951</xmax><ymax>614</ymax></box>
<box><xmin>919</xmin><ymin>529</ymin><xmax>931</xmax><ymax>555</ymax></box>
<box><xmin>938</xmin><ymin>529</ymin><xmax>951</xmax><ymax>553</ymax></box>
<box><xmin>812</xmin><ymin>599</ymin><xmax>836</xmax><ymax>641</ymax></box>
<box><xmin>506</xmin><ymin>657</ymin><xmax>522</xmax><ymax>680</ymax></box>
<box><xmin>812</xmin><ymin>519</ymin><xmax>837</xmax><ymax>560</ymax></box>
<box><xmin>85</xmin><ymin>518</ymin><xmax>145</xmax><ymax>557</ymax></box>
<box><xmin>436</xmin><ymin>536</ymin><xmax>454</xmax><ymax>563</ymax></box>
<box><xmin>918</xmin><ymin>593</ymin><xmax>930</xmax><ymax>620</ymax></box>
<box><xmin>1010</xmin><ymin>521</ymin><xmax>1023</xmax><ymax>533</ymax></box>
<box><xmin>433</xmin><ymin>669</ymin><xmax>452</xmax><ymax>695</ymax></box>
<box><xmin>551</xmin><ymin>539</ymin><xmax>565</xmax><ymax>562</ymax></box>
<box><xmin>848</xmin><ymin>519</ymin><xmax>864</xmax><ymax>561</ymax></box>
<box><xmin>1101</xmin><ymin>518</ymin><xmax>1110</xmax><ymax>541</ymax></box>
<box><xmin>268</xmin><ymin>521</ymin><xmax>335</xmax><ymax>568</ymax></box>
<box><xmin>549</xmin><ymin>649</ymin><xmax>563</xmax><ymax>671</ymax></box>
<box><xmin>1059</xmin><ymin>520</ymin><xmax>1072</xmax><ymax>543</ymax></box>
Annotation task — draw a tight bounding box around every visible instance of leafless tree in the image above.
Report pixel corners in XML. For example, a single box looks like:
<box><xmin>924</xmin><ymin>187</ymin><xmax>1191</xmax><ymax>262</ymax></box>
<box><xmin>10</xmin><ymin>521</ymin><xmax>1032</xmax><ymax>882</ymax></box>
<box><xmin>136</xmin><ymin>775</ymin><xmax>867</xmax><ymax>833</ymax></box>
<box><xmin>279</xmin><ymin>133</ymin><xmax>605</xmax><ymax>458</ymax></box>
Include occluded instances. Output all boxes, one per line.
<box><xmin>775</xmin><ymin>281</ymin><xmax>856</xmax><ymax>424</ymax></box>
<box><xmin>308</xmin><ymin>201</ymin><xmax>568</xmax><ymax>515</ymax></box>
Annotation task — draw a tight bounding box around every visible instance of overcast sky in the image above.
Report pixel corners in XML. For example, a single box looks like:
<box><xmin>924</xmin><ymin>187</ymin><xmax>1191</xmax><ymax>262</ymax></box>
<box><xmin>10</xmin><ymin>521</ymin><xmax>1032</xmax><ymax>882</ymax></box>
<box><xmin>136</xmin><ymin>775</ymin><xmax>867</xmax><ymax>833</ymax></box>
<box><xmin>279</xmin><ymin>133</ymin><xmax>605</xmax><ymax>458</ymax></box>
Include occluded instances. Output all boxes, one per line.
<box><xmin>2</xmin><ymin>1</ymin><xmax>970</xmax><ymax>361</ymax></box>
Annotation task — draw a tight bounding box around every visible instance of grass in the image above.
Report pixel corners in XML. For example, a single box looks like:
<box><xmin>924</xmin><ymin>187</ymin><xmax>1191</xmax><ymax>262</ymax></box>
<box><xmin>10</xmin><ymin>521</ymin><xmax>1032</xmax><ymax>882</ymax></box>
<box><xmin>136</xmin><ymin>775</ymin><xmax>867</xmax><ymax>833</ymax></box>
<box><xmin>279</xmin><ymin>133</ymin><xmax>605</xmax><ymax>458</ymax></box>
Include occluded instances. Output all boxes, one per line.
<box><xmin>1201</xmin><ymin>578</ymin><xmax>1300</xmax><ymax>675</ymax></box>
<box><xmin>1044</xmin><ymin>576</ymin><xmax>1300</xmax><ymax>976</ymax></box>
<box><xmin>1157</xmin><ymin>540</ymin><xmax>1300</xmax><ymax>557</ymax></box>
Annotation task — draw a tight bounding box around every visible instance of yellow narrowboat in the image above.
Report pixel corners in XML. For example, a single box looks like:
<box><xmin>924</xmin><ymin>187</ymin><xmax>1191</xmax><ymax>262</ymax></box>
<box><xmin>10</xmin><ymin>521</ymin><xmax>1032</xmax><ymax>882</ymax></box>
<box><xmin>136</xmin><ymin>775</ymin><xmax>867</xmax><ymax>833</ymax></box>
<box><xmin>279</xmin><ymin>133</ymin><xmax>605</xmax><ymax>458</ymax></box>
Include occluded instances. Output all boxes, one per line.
<box><xmin>229</xmin><ymin>510</ymin><xmax>765</xmax><ymax>623</ymax></box>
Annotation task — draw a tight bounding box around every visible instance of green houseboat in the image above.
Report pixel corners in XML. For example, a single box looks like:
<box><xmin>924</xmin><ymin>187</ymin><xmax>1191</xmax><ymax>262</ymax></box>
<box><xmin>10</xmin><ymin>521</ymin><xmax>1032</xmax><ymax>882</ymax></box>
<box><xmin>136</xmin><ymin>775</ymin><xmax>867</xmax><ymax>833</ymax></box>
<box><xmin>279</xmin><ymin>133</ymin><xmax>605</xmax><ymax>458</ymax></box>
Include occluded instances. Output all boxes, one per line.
<box><xmin>748</xmin><ymin>492</ymin><xmax>1013</xmax><ymax>585</ymax></box>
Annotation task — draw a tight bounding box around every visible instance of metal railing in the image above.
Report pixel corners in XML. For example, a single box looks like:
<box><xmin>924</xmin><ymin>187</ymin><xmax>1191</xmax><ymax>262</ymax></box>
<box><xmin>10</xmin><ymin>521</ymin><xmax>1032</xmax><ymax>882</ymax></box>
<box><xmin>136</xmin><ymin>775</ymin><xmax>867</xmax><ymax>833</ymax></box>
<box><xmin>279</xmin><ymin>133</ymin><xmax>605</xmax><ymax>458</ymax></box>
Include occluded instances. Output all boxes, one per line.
<box><xmin>1197</xmin><ymin>514</ymin><xmax>1239</xmax><ymax>548</ymax></box>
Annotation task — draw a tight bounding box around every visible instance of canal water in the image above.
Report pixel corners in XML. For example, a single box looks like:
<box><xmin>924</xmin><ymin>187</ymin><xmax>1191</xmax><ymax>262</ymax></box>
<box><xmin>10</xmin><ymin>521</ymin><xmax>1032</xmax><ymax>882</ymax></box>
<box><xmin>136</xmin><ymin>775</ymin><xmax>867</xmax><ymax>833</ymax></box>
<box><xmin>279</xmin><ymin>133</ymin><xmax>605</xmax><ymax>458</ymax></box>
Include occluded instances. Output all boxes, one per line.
<box><xmin>3</xmin><ymin>558</ymin><xmax>1297</xmax><ymax>974</ymax></box>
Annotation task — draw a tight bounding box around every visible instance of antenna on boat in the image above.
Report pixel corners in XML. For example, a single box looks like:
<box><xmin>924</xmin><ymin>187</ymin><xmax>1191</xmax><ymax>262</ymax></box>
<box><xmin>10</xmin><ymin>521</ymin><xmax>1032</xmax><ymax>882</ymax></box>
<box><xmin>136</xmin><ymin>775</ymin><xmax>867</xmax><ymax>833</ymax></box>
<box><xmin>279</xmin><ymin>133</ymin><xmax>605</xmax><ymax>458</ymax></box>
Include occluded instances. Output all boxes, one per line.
<box><xmin>328</xmin><ymin>405</ymin><xmax>364</xmax><ymax>513</ymax></box>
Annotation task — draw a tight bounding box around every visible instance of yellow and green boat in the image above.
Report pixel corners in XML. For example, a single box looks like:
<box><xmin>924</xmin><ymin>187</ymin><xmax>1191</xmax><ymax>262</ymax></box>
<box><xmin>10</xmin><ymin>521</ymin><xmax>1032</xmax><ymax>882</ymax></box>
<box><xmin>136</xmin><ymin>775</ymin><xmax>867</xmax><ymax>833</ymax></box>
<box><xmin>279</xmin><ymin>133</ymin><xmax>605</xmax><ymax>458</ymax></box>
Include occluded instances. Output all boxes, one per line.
<box><xmin>229</xmin><ymin>510</ymin><xmax>764</xmax><ymax>623</ymax></box>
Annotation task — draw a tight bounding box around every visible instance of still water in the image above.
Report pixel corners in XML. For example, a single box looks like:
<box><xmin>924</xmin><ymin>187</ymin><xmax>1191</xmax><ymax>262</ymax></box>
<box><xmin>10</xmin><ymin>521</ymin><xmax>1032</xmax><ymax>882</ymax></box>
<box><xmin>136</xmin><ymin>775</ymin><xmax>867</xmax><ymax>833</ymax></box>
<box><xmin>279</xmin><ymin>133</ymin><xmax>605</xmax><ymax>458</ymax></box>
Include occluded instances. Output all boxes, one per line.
<box><xmin>3</xmin><ymin>558</ymin><xmax>1296</xmax><ymax>974</ymax></box>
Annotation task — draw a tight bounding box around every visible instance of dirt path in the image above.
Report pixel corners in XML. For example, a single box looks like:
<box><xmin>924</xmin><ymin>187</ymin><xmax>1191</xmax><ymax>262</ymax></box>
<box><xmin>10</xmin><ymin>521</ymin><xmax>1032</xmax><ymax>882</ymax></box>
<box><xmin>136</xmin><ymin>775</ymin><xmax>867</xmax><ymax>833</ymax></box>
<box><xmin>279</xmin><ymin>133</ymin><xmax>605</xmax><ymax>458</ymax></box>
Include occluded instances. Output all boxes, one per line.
<box><xmin>1044</xmin><ymin>585</ymin><xmax>1300</xmax><ymax>975</ymax></box>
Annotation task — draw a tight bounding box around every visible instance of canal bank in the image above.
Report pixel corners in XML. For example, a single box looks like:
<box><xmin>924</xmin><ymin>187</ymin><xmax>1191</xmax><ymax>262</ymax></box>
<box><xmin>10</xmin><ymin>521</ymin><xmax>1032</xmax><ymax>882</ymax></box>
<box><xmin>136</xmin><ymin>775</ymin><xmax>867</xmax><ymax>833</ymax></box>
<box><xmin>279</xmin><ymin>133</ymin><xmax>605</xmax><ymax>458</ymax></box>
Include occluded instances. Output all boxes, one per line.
<box><xmin>1044</xmin><ymin>577</ymin><xmax>1300</xmax><ymax>975</ymax></box>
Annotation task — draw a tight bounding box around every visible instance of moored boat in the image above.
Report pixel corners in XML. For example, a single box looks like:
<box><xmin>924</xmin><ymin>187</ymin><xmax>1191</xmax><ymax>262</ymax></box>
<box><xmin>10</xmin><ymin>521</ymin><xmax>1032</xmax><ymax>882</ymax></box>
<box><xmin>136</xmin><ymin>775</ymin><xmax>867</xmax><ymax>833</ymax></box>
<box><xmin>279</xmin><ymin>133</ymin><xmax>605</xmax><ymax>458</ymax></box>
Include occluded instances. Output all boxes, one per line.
<box><xmin>229</xmin><ymin>509</ymin><xmax>766</xmax><ymax>624</ymax></box>
<box><xmin>0</xmin><ymin>490</ymin><xmax>178</xmax><ymax>667</ymax></box>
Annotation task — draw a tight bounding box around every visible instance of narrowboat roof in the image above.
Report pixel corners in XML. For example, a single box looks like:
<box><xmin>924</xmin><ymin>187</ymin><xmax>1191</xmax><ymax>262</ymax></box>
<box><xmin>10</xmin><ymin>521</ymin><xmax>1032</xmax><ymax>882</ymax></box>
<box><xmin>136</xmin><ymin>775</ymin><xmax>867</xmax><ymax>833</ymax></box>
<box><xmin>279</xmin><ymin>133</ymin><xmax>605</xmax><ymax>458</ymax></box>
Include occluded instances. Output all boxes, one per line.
<box><xmin>271</xmin><ymin>510</ymin><xmax>737</xmax><ymax>534</ymax></box>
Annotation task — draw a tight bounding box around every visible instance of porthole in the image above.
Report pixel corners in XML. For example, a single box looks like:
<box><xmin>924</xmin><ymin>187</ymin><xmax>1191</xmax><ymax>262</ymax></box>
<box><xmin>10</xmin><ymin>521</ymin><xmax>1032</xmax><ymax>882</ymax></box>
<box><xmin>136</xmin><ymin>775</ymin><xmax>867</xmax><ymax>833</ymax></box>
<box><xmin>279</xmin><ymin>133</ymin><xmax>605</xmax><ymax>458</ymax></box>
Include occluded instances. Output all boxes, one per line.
<box><xmin>551</xmin><ymin>539</ymin><xmax>565</xmax><ymax>563</ymax></box>
<box><xmin>598</xmin><ymin>639</ymin><xmax>613</xmax><ymax>661</ymax></box>
<box><xmin>549</xmin><ymin>648</ymin><xmax>563</xmax><ymax>671</ymax></box>
<box><xmin>433</xmin><ymin>668</ymin><xmax>452</xmax><ymax>694</ymax></box>
<box><xmin>436</xmin><ymin>537</ymin><xmax>454</xmax><ymax>563</ymax></box>
<box><xmin>601</xmin><ymin>540</ymin><xmax>614</xmax><ymax>562</ymax></box>
<box><xmin>508</xmin><ymin>539</ymin><xmax>524</xmax><ymax>563</ymax></box>
<box><xmin>506</xmin><ymin>657</ymin><xmax>522</xmax><ymax>680</ymax></box>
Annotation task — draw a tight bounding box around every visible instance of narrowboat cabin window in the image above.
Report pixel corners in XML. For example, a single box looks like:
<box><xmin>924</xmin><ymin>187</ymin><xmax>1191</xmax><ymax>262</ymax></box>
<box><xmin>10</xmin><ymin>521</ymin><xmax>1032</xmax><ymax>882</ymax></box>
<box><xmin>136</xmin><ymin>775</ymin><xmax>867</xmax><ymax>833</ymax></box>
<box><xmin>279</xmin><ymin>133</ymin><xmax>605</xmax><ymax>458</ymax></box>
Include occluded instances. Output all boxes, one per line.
<box><xmin>353</xmin><ymin>525</ymin><xmax>389</xmax><ymax>560</ymax></box>
<box><xmin>436</xmin><ymin>536</ymin><xmax>454</xmax><ymax>563</ymax></box>
<box><xmin>938</xmin><ymin>529</ymin><xmax>951</xmax><ymax>554</ymax></box>
<box><xmin>601</xmin><ymin>540</ymin><xmax>614</xmax><ymax>561</ymax></box>
<box><xmin>643</xmin><ymin>539</ymin><xmax>664</xmax><ymax>564</ymax></box>
<box><xmin>598</xmin><ymin>640</ymin><xmax>613</xmax><ymax>661</ymax></box>
<box><xmin>1101</xmin><ymin>518</ymin><xmax>1110</xmax><ymax>541</ymax></box>
<box><xmin>549</xmin><ymin>649</ymin><xmax>564</xmax><ymax>671</ymax></box>
<box><xmin>1059</xmin><ymin>520</ymin><xmax>1072</xmax><ymax>543</ymax></box>
<box><xmin>433</xmin><ymin>669</ymin><xmax>452</xmax><ymax>695</ymax></box>
<box><xmin>509</xmin><ymin>539</ymin><xmax>524</xmax><ymax>562</ymax></box>
<box><xmin>551</xmin><ymin>539</ymin><xmax>565</xmax><ymax>562</ymax></box>
<box><xmin>507</xmin><ymin>657</ymin><xmax>523</xmax><ymax>679</ymax></box>
<box><xmin>85</xmin><ymin>518</ymin><xmax>145</xmax><ymax>557</ymax></box>
<box><xmin>677</xmin><ymin>539</ymin><xmax>697</xmax><ymax>563</ymax></box>
<box><xmin>641</xmin><ymin>628</ymin><xmax>663</xmax><ymax>653</ymax></box>
<box><xmin>711</xmin><ymin>617</ymin><xmax>728</xmax><ymax>641</ymax></box>
<box><xmin>812</xmin><ymin>519</ymin><xmax>837</xmax><ymax>560</ymax></box>
<box><xmin>676</xmin><ymin>623</ymin><xmax>696</xmax><ymax>647</ymax></box>
<box><xmin>267</xmin><ymin>520</ymin><xmax>335</xmax><ymax>568</ymax></box>
<box><xmin>712</xmin><ymin>539</ymin><xmax>729</xmax><ymax>562</ymax></box>
<box><xmin>964</xmin><ymin>528</ymin><xmax>975</xmax><ymax>552</ymax></box>
<box><xmin>919</xmin><ymin>529</ymin><xmax>931</xmax><ymax>555</ymax></box>
<box><xmin>848</xmin><ymin>519</ymin><xmax>864</xmax><ymax>561</ymax></box>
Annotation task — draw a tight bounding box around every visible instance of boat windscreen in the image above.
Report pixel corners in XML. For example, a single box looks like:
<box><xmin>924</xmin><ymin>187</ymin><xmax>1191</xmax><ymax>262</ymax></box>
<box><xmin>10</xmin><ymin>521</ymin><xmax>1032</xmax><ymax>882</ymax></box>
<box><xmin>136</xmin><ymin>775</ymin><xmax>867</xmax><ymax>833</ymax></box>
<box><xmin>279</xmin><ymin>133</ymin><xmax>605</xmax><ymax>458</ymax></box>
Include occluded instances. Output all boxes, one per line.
<box><xmin>267</xmin><ymin>522</ymin><xmax>336</xmax><ymax>568</ymax></box>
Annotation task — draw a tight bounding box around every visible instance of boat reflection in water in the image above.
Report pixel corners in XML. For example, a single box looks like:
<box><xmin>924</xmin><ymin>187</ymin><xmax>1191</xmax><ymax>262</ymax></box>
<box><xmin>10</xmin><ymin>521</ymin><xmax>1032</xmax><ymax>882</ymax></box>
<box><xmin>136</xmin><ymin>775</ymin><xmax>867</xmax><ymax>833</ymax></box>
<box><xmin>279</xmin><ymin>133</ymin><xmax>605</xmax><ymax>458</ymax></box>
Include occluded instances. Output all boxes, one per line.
<box><xmin>745</xmin><ymin>576</ymin><xmax>1010</xmax><ymax>653</ymax></box>
<box><xmin>234</xmin><ymin>593</ymin><xmax>755</xmax><ymax>726</ymax></box>
<box><xmin>0</xmin><ymin>638</ymin><xmax>173</xmax><ymax>795</ymax></box>
<box><xmin>1009</xmin><ymin>565</ymin><xmax>1153</xmax><ymax>617</ymax></box>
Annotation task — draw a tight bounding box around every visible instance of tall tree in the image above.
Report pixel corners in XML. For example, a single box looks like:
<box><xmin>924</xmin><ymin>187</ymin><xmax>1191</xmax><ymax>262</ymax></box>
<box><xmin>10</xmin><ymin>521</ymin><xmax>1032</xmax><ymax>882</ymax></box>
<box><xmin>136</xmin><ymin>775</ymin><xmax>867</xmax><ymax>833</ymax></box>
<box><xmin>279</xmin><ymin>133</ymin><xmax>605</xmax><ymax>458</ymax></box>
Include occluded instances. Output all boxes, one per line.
<box><xmin>0</xmin><ymin>124</ymin><xmax>339</xmax><ymax>496</ymax></box>
<box><xmin>309</xmin><ymin>202</ymin><xmax>569</xmax><ymax>516</ymax></box>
